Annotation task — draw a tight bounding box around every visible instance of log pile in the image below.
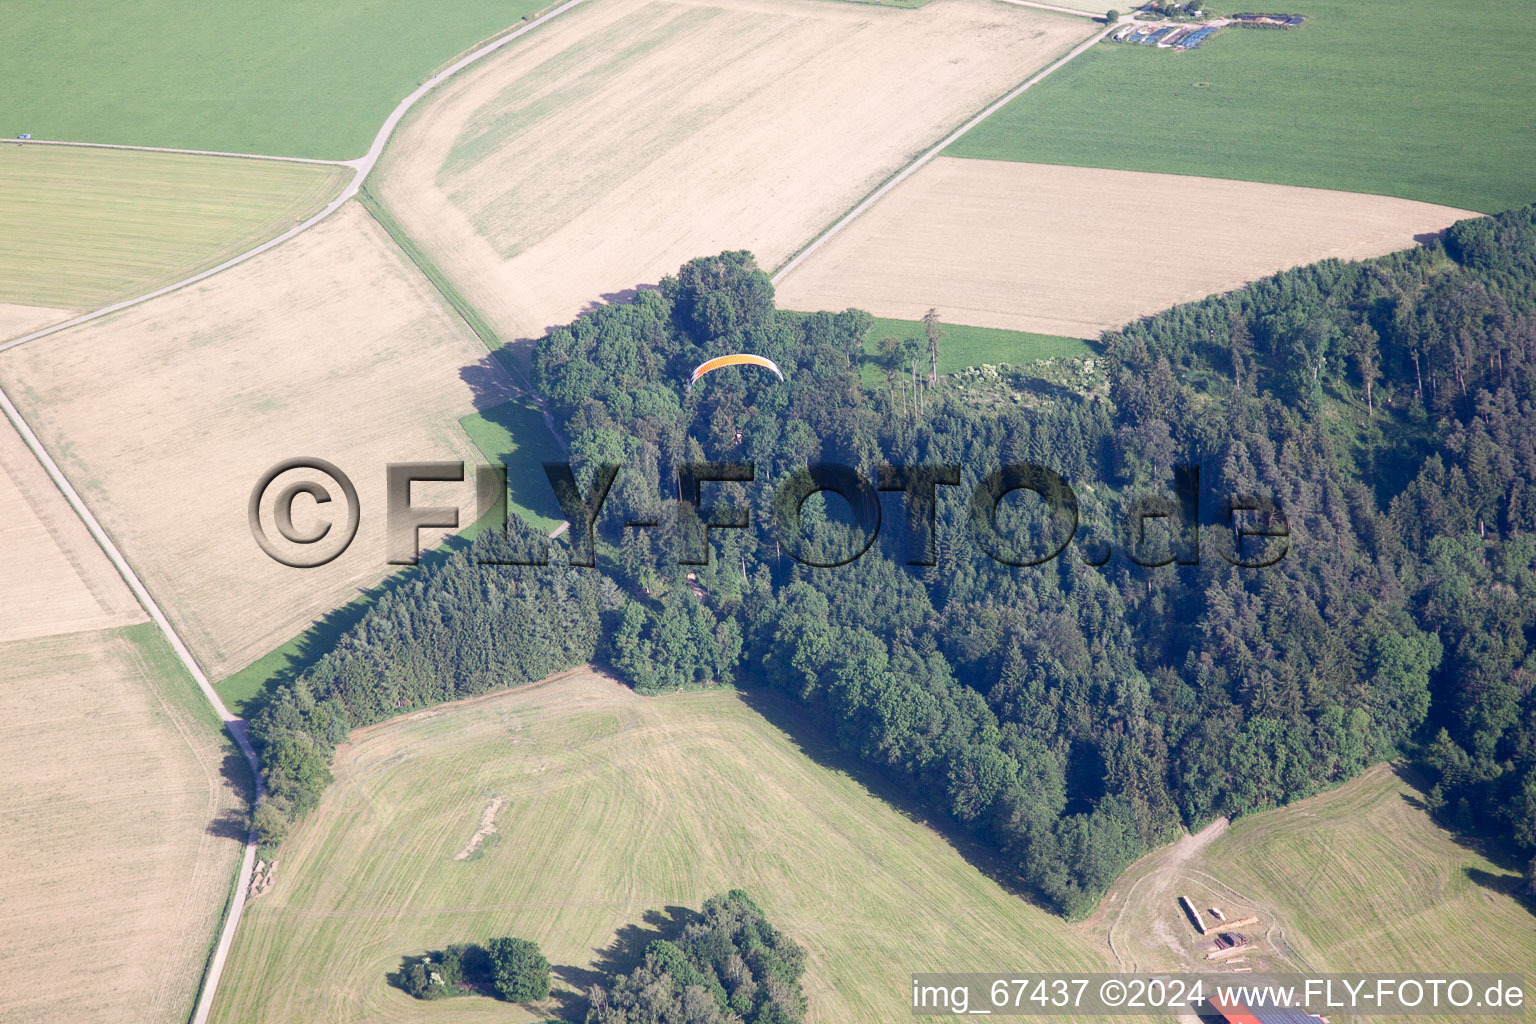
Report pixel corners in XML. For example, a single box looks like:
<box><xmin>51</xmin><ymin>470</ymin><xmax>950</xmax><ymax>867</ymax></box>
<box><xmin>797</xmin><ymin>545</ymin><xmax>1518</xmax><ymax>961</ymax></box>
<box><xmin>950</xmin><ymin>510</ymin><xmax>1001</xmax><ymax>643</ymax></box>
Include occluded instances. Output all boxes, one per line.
<box><xmin>248</xmin><ymin>858</ymin><xmax>279</xmax><ymax>899</ymax></box>
<box><xmin>1205</xmin><ymin>932</ymin><xmax>1249</xmax><ymax>960</ymax></box>
<box><xmin>1179</xmin><ymin>895</ymin><xmax>1209</xmax><ymax>934</ymax></box>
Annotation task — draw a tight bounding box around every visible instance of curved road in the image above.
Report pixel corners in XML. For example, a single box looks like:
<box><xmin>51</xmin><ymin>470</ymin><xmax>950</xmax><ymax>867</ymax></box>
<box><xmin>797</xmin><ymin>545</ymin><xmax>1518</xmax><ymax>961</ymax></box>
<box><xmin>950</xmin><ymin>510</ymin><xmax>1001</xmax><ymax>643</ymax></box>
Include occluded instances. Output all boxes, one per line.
<box><xmin>0</xmin><ymin>1</ymin><xmax>1110</xmax><ymax>1019</ymax></box>
<box><xmin>0</xmin><ymin>0</ymin><xmax>594</xmax><ymax>359</ymax></box>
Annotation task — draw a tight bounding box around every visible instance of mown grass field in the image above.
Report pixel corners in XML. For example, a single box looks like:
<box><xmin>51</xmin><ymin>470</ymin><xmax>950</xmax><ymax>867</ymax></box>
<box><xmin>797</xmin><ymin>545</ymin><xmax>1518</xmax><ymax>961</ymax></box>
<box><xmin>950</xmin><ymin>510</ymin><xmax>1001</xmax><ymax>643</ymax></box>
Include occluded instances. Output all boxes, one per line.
<box><xmin>1208</xmin><ymin>765</ymin><xmax>1536</xmax><ymax>984</ymax></box>
<box><xmin>0</xmin><ymin>144</ymin><xmax>344</xmax><ymax>311</ymax></box>
<box><xmin>1088</xmin><ymin>765</ymin><xmax>1536</xmax><ymax>1021</ymax></box>
<box><xmin>0</xmin><ymin>624</ymin><xmax>247</xmax><ymax>1024</ymax></box>
<box><xmin>948</xmin><ymin>0</ymin><xmax>1536</xmax><ymax>213</ymax></box>
<box><xmin>0</xmin><ymin>0</ymin><xmax>554</xmax><ymax>158</ymax></box>
<box><xmin>211</xmin><ymin>671</ymin><xmax>1119</xmax><ymax>1023</ymax></box>
<box><xmin>858</xmin><ymin>316</ymin><xmax>1092</xmax><ymax>385</ymax></box>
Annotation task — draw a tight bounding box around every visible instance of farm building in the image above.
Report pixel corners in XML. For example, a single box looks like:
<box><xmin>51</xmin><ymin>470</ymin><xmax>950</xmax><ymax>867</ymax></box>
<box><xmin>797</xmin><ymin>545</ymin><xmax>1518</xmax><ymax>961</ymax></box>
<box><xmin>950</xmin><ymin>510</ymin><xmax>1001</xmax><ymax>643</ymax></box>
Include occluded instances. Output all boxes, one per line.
<box><xmin>1207</xmin><ymin>992</ymin><xmax>1327</xmax><ymax>1023</ymax></box>
<box><xmin>1108</xmin><ymin>20</ymin><xmax>1223</xmax><ymax>49</ymax></box>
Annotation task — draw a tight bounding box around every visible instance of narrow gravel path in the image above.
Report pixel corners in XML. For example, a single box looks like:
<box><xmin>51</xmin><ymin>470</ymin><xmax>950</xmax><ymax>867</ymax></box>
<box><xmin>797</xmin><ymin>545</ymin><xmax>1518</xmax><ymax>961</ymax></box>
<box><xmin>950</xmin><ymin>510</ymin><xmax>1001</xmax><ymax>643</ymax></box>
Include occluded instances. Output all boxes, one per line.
<box><xmin>0</xmin><ymin>4</ymin><xmax>592</xmax><ymax>1021</ymax></box>
<box><xmin>8</xmin><ymin>137</ymin><xmax>350</xmax><ymax>165</ymax></box>
<box><xmin>0</xmin><ymin>0</ymin><xmax>593</xmax><ymax>359</ymax></box>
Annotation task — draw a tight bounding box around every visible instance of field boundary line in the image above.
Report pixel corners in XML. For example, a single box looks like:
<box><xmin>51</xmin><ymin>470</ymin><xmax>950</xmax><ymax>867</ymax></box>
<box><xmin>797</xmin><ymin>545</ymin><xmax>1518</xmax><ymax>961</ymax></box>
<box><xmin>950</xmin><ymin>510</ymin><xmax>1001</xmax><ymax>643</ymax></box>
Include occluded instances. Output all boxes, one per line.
<box><xmin>994</xmin><ymin>0</ymin><xmax>1104</xmax><ymax>19</ymax></box>
<box><xmin>0</xmin><ymin>382</ymin><xmax>263</xmax><ymax>1024</ymax></box>
<box><xmin>7</xmin><ymin>137</ymin><xmax>350</xmax><ymax>166</ymax></box>
<box><xmin>0</xmin><ymin>3</ymin><xmax>594</xmax><ymax>1020</ymax></box>
<box><xmin>0</xmin><ymin>0</ymin><xmax>593</xmax><ymax>359</ymax></box>
<box><xmin>770</xmin><ymin>14</ymin><xmax>1120</xmax><ymax>286</ymax></box>
<box><xmin>357</xmin><ymin>184</ymin><xmax>573</xmax><ymax>457</ymax></box>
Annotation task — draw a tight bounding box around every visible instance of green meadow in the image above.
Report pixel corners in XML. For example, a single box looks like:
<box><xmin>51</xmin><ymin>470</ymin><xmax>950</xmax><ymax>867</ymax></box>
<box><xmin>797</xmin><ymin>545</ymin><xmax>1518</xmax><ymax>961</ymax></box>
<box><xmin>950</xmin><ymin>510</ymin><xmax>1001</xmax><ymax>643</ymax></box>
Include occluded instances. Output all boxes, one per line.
<box><xmin>460</xmin><ymin>400</ymin><xmax>568</xmax><ymax>535</ymax></box>
<box><xmin>0</xmin><ymin>0</ymin><xmax>552</xmax><ymax>159</ymax></box>
<box><xmin>949</xmin><ymin>0</ymin><xmax>1536</xmax><ymax>213</ymax></box>
<box><xmin>0</xmin><ymin>145</ymin><xmax>343</xmax><ymax>310</ymax></box>
<box><xmin>859</xmin><ymin>316</ymin><xmax>1093</xmax><ymax>385</ymax></box>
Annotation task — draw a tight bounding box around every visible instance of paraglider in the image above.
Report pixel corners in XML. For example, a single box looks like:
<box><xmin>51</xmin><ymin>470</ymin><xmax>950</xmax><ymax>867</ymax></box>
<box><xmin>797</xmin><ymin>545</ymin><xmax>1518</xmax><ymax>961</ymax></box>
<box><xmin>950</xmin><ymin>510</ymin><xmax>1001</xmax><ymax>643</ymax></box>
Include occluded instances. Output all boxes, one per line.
<box><xmin>687</xmin><ymin>353</ymin><xmax>784</xmax><ymax>390</ymax></box>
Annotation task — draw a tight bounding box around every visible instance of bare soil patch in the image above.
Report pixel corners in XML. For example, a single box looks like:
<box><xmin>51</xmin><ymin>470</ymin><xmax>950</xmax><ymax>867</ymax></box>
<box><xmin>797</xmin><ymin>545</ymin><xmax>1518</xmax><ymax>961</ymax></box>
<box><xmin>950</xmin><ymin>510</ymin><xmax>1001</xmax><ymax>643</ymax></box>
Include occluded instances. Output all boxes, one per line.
<box><xmin>775</xmin><ymin>158</ymin><xmax>1479</xmax><ymax>336</ymax></box>
<box><xmin>0</xmin><ymin>202</ymin><xmax>502</xmax><ymax>677</ymax></box>
<box><xmin>453</xmin><ymin>796</ymin><xmax>505</xmax><ymax>860</ymax></box>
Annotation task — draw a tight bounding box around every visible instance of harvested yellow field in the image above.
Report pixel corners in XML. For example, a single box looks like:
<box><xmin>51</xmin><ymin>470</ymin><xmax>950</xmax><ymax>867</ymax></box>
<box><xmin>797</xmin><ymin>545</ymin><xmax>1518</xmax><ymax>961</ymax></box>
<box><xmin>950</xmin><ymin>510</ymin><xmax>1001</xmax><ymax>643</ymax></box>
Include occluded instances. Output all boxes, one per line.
<box><xmin>374</xmin><ymin>0</ymin><xmax>1094</xmax><ymax>342</ymax></box>
<box><xmin>0</xmin><ymin>625</ymin><xmax>246</xmax><ymax>1024</ymax></box>
<box><xmin>0</xmin><ymin>417</ymin><xmax>144</xmax><ymax>642</ymax></box>
<box><xmin>0</xmin><ymin>202</ymin><xmax>505</xmax><ymax>678</ymax></box>
<box><xmin>0</xmin><ymin>301</ymin><xmax>74</xmax><ymax>341</ymax></box>
<box><xmin>775</xmin><ymin>158</ymin><xmax>1480</xmax><ymax>337</ymax></box>
<box><xmin>0</xmin><ymin>144</ymin><xmax>346</xmax><ymax>311</ymax></box>
<box><xmin>213</xmin><ymin>671</ymin><xmax>1115</xmax><ymax>1023</ymax></box>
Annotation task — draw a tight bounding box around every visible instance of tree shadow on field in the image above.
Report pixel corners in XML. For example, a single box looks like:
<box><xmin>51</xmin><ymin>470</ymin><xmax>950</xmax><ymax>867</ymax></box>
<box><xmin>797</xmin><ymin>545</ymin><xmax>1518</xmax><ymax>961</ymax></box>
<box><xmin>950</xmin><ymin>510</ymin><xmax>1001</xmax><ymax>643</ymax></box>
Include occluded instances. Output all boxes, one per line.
<box><xmin>576</xmin><ymin>283</ymin><xmax>658</xmax><ymax>320</ymax></box>
<box><xmin>1465</xmin><ymin>867</ymin><xmax>1534</xmax><ymax>912</ymax></box>
<box><xmin>217</xmin><ymin>745</ymin><xmax>255</xmax><ymax>802</ymax></box>
<box><xmin>206</xmin><ymin>746</ymin><xmax>254</xmax><ymax>840</ymax></box>
<box><xmin>1390</xmin><ymin>762</ymin><xmax>1535</xmax><ymax>915</ymax></box>
<box><xmin>549</xmin><ymin>904</ymin><xmax>701</xmax><ymax>1021</ymax></box>
<box><xmin>205</xmin><ymin>807</ymin><xmax>248</xmax><ymax>841</ymax></box>
<box><xmin>459</xmin><ymin>351</ymin><xmax>522</xmax><ymax>412</ymax></box>
<box><xmin>735</xmin><ymin>684</ymin><xmax>1059</xmax><ymax>915</ymax></box>
<box><xmin>227</xmin><ymin>345</ymin><xmax>565</xmax><ymax>723</ymax></box>
<box><xmin>458</xmin><ymin>352</ymin><xmax>568</xmax><ymax>524</ymax></box>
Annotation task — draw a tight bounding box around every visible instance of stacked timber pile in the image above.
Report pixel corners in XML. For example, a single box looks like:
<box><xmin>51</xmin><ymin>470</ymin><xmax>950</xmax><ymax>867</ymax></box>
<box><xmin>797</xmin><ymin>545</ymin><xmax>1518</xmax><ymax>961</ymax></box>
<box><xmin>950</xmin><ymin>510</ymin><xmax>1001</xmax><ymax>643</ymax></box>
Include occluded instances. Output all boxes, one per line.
<box><xmin>1225</xmin><ymin>915</ymin><xmax>1259</xmax><ymax>929</ymax></box>
<box><xmin>1179</xmin><ymin>895</ymin><xmax>1209</xmax><ymax>934</ymax></box>
<box><xmin>248</xmin><ymin>858</ymin><xmax>279</xmax><ymax>899</ymax></box>
<box><xmin>1206</xmin><ymin>932</ymin><xmax>1249</xmax><ymax>960</ymax></box>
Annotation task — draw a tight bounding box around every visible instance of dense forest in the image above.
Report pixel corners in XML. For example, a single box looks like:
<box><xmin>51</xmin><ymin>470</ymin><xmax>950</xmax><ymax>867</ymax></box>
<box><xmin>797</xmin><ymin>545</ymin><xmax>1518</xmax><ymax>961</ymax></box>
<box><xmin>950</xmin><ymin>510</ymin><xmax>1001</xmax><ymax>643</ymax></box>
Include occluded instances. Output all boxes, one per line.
<box><xmin>252</xmin><ymin>206</ymin><xmax>1536</xmax><ymax>917</ymax></box>
<box><xmin>585</xmin><ymin>891</ymin><xmax>807</xmax><ymax>1024</ymax></box>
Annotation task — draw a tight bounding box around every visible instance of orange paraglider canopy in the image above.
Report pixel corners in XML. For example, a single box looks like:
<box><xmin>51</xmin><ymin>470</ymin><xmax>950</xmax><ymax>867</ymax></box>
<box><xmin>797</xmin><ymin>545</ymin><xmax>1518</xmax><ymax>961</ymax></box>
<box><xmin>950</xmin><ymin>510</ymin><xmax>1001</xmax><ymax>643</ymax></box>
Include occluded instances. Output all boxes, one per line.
<box><xmin>688</xmin><ymin>353</ymin><xmax>785</xmax><ymax>389</ymax></box>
